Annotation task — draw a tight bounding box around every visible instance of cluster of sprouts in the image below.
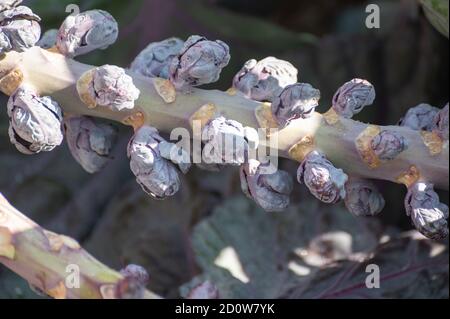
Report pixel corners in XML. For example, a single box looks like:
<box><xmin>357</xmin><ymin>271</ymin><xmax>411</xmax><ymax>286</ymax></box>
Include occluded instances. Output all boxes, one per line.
<box><xmin>1</xmin><ymin>4</ymin><xmax>448</xmax><ymax>243</ymax></box>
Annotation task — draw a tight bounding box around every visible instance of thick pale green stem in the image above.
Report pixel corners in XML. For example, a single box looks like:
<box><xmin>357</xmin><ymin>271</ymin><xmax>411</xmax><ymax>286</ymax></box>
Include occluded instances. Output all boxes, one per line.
<box><xmin>1</xmin><ymin>47</ymin><xmax>448</xmax><ymax>189</ymax></box>
<box><xmin>0</xmin><ymin>193</ymin><xmax>160</xmax><ymax>299</ymax></box>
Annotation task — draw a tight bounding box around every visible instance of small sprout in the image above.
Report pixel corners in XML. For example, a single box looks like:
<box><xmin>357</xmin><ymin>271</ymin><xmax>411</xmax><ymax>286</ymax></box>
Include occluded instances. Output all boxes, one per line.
<box><xmin>0</xmin><ymin>6</ymin><xmax>41</xmax><ymax>53</ymax></box>
<box><xmin>404</xmin><ymin>182</ymin><xmax>449</xmax><ymax>240</ymax></box>
<box><xmin>0</xmin><ymin>0</ymin><xmax>22</xmax><ymax>11</ymax></box>
<box><xmin>297</xmin><ymin>151</ymin><xmax>348</xmax><ymax>204</ymax></box>
<box><xmin>64</xmin><ymin>116</ymin><xmax>118</xmax><ymax>174</ymax></box>
<box><xmin>240</xmin><ymin>159</ymin><xmax>293</xmax><ymax>212</ymax></box>
<box><xmin>271</xmin><ymin>83</ymin><xmax>320</xmax><ymax>128</ymax></box>
<box><xmin>77</xmin><ymin>65</ymin><xmax>140</xmax><ymax>111</ymax></box>
<box><xmin>232</xmin><ymin>57</ymin><xmax>298</xmax><ymax>102</ymax></box>
<box><xmin>131</xmin><ymin>37</ymin><xmax>184</xmax><ymax>79</ymax></box>
<box><xmin>202</xmin><ymin>116</ymin><xmax>257</xmax><ymax>166</ymax></box>
<box><xmin>37</xmin><ymin>28</ymin><xmax>57</xmax><ymax>49</ymax></box>
<box><xmin>344</xmin><ymin>178</ymin><xmax>385</xmax><ymax>216</ymax></box>
<box><xmin>127</xmin><ymin>126</ymin><xmax>181</xmax><ymax>199</ymax></box>
<box><xmin>371</xmin><ymin>130</ymin><xmax>408</xmax><ymax>161</ymax></box>
<box><xmin>169</xmin><ymin>35</ymin><xmax>230</xmax><ymax>90</ymax></box>
<box><xmin>7</xmin><ymin>85</ymin><xmax>63</xmax><ymax>155</ymax></box>
<box><xmin>120</xmin><ymin>264</ymin><xmax>149</xmax><ymax>287</ymax></box>
<box><xmin>56</xmin><ymin>9</ymin><xmax>118</xmax><ymax>57</ymax></box>
<box><xmin>399</xmin><ymin>103</ymin><xmax>439</xmax><ymax>131</ymax></box>
<box><xmin>187</xmin><ymin>281</ymin><xmax>219</xmax><ymax>299</ymax></box>
<box><xmin>332</xmin><ymin>78</ymin><xmax>375</xmax><ymax>118</ymax></box>
<box><xmin>433</xmin><ymin>103</ymin><xmax>449</xmax><ymax>140</ymax></box>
